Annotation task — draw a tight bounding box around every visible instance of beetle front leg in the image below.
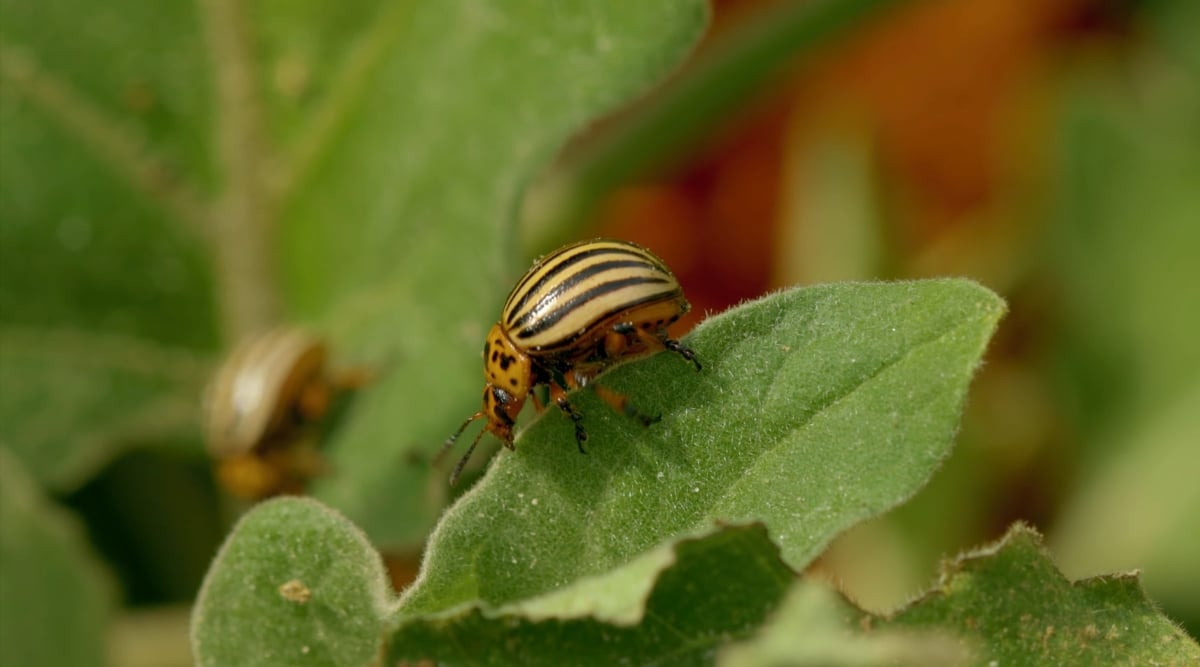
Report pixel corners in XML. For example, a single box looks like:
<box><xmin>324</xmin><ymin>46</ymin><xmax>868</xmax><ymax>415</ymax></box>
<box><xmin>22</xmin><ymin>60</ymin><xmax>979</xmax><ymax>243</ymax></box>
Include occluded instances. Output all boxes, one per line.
<box><xmin>557</xmin><ymin>395</ymin><xmax>588</xmax><ymax>453</ymax></box>
<box><xmin>548</xmin><ymin>378</ymin><xmax>588</xmax><ymax>453</ymax></box>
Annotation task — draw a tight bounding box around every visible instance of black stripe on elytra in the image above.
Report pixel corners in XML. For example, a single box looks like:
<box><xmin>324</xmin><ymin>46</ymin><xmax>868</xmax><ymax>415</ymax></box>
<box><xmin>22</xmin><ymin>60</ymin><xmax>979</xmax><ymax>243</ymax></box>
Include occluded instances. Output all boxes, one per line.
<box><xmin>505</xmin><ymin>246</ymin><xmax>653</xmax><ymax>326</ymax></box>
<box><xmin>518</xmin><ymin>286</ymin><xmax>683</xmax><ymax>351</ymax></box>
<box><xmin>514</xmin><ymin>276</ymin><xmax>675</xmax><ymax>341</ymax></box>
<box><xmin>511</xmin><ymin>257</ymin><xmax>654</xmax><ymax>327</ymax></box>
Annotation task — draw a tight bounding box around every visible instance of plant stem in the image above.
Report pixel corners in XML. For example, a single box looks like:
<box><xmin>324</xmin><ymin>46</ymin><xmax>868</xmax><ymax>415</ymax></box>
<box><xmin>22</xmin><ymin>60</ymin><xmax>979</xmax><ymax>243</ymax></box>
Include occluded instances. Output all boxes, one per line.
<box><xmin>198</xmin><ymin>0</ymin><xmax>280</xmax><ymax>341</ymax></box>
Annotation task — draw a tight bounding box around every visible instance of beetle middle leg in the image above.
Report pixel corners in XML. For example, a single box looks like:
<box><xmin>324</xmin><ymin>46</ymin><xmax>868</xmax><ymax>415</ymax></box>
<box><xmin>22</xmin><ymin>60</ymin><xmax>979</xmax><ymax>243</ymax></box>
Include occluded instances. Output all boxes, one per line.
<box><xmin>593</xmin><ymin>384</ymin><xmax>660</xmax><ymax>427</ymax></box>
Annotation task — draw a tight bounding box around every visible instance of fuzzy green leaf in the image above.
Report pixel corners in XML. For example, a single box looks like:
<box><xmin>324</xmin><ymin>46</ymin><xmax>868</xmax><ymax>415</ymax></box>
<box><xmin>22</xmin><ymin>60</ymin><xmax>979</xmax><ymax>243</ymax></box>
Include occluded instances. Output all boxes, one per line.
<box><xmin>190</xmin><ymin>497</ymin><xmax>393</xmax><ymax>667</ymax></box>
<box><xmin>882</xmin><ymin>523</ymin><xmax>1200</xmax><ymax>666</ymax></box>
<box><xmin>387</xmin><ymin>523</ymin><xmax>794</xmax><ymax>666</ymax></box>
<box><xmin>401</xmin><ymin>279</ymin><xmax>1005</xmax><ymax>614</ymax></box>
<box><xmin>0</xmin><ymin>449</ymin><xmax>114</xmax><ymax>667</ymax></box>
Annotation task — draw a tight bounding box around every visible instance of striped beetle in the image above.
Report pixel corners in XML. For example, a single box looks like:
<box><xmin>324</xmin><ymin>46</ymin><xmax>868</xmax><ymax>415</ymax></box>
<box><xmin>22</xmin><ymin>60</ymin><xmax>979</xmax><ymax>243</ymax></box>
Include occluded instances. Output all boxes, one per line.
<box><xmin>439</xmin><ymin>238</ymin><xmax>701</xmax><ymax>484</ymax></box>
<box><xmin>203</xmin><ymin>327</ymin><xmax>366</xmax><ymax>500</ymax></box>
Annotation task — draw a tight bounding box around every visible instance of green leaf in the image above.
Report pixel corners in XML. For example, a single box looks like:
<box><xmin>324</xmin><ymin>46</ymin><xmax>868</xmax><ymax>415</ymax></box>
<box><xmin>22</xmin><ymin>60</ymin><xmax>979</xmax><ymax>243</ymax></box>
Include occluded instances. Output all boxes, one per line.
<box><xmin>400</xmin><ymin>279</ymin><xmax>1005</xmax><ymax>614</ymax></box>
<box><xmin>717</xmin><ymin>581</ymin><xmax>964</xmax><ymax>667</ymax></box>
<box><xmin>521</xmin><ymin>0</ymin><xmax>906</xmax><ymax>248</ymax></box>
<box><xmin>387</xmin><ymin>523</ymin><xmax>794</xmax><ymax>666</ymax></box>
<box><xmin>1051</xmin><ymin>382</ymin><xmax>1200</xmax><ymax>625</ymax></box>
<box><xmin>0</xmin><ymin>0</ymin><xmax>221</xmax><ymax>491</ymax></box>
<box><xmin>882</xmin><ymin>523</ymin><xmax>1200</xmax><ymax>665</ymax></box>
<box><xmin>1</xmin><ymin>0</ymin><xmax>709</xmax><ymax>538</ymax></box>
<box><xmin>0</xmin><ymin>448</ymin><xmax>114</xmax><ymax>667</ymax></box>
<box><xmin>0</xmin><ymin>328</ymin><xmax>210</xmax><ymax>490</ymax></box>
<box><xmin>0</xmin><ymin>17</ymin><xmax>218</xmax><ymax>489</ymax></box>
<box><xmin>1048</xmin><ymin>36</ymin><xmax>1200</xmax><ymax>626</ymax></box>
<box><xmin>288</xmin><ymin>0</ymin><xmax>711</xmax><ymax>549</ymax></box>
<box><xmin>190</xmin><ymin>497</ymin><xmax>393</xmax><ymax>667</ymax></box>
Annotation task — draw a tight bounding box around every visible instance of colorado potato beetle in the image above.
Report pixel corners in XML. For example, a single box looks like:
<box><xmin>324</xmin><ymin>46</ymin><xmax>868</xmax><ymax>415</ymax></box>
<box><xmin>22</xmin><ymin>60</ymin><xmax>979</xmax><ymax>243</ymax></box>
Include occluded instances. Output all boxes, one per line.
<box><xmin>439</xmin><ymin>238</ymin><xmax>701</xmax><ymax>484</ymax></box>
<box><xmin>203</xmin><ymin>327</ymin><xmax>366</xmax><ymax>500</ymax></box>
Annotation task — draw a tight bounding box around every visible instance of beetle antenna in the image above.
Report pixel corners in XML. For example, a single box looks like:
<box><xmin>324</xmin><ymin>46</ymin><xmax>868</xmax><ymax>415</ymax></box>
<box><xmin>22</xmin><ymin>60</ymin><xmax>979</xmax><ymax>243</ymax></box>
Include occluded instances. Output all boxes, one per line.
<box><xmin>434</xmin><ymin>412</ymin><xmax>482</xmax><ymax>467</ymax></box>
<box><xmin>450</xmin><ymin>427</ymin><xmax>488</xmax><ymax>486</ymax></box>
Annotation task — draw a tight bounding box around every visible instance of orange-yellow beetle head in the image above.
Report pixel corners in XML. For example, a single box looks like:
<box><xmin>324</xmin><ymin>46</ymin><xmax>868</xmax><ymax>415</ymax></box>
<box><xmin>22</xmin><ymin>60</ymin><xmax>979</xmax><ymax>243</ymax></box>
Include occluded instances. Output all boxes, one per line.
<box><xmin>438</xmin><ymin>323</ymin><xmax>534</xmax><ymax>484</ymax></box>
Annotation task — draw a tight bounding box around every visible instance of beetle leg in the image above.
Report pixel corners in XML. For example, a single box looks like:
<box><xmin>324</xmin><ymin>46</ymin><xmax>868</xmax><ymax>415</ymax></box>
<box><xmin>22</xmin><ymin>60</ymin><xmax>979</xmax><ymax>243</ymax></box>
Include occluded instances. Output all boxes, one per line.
<box><xmin>559</xmin><ymin>397</ymin><xmax>588</xmax><ymax>454</ymax></box>
<box><xmin>217</xmin><ymin>453</ymin><xmax>287</xmax><ymax>501</ymax></box>
<box><xmin>297</xmin><ymin>380</ymin><xmax>333</xmax><ymax>421</ymax></box>
<box><xmin>530</xmin><ymin>387</ymin><xmax>547</xmax><ymax>413</ymax></box>
<box><xmin>332</xmin><ymin>365</ymin><xmax>375</xmax><ymax>391</ymax></box>
<box><xmin>620</xmin><ymin>323</ymin><xmax>701</xmax><ymax>371</ymax></box>
<box><xmin>593</xmin><ymin>385</ymin><xmax>660</xmax><ymax>427</ymax></box>
<box><xmin>663</xmin><ymin>336</ymin><xmax>702</xmax><ymax>371</ymax></box>
<box><xmin>603</xmin><ymin>327</ymin><xmax>630</xmax><ymax>359</ymax></box>
<box><xmin>548</xmin><ymin>381</ymin><xmax>588</xmax><ymax>453</ymax></box>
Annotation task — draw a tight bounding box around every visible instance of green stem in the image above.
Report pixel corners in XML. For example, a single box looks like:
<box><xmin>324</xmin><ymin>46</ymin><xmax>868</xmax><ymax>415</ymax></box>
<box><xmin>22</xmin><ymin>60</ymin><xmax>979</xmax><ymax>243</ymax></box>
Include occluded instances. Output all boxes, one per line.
<box><xmin>198</xmin><ymin>0</ymin><xmax>280</xmax><ymax>341</ymax></box>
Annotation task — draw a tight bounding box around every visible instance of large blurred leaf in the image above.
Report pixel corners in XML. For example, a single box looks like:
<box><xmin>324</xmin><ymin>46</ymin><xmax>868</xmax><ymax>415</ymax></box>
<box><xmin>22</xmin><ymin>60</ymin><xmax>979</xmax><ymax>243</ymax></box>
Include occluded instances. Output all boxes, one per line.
<box><xmin>0</xmin><ymin>2</ymin><xmax>217</xmax><ymax>488</ymax></box>
<box><xmin>0</xmin><ymin>328</ymin><xmax>210</xmax><ymax>489</ymax></box>
<box><xmin>0</xmin><ymin>0</ymin><xmax>709</xmax><ymax>543</ymax></box>
<box><xmin>0</xmin><ymin>449</ymin><xmax>114</xmax><ymax>667</ymax></box>
<box><xmin>1048</xmin><ymin>22</ymin><xmax>1200</xmax><ymax>624</ymax></box>
<box><xmin>400</xmin><ymin>279</ymin><xmax>1004</xmax><ymax>613</ymax></box>
<box><xmin>718</xmin><ymin>582</ymin><xmax>964</xmax><ymax>667</ymax></box>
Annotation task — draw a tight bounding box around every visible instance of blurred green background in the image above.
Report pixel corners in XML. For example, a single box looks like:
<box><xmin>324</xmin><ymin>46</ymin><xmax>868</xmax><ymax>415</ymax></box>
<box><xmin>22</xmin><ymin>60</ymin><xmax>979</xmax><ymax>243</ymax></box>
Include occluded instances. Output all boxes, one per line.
<box><xmin>2</xmin><ymin>0</ymin><xmax>1197</xmax><ymax>664</ymax></box>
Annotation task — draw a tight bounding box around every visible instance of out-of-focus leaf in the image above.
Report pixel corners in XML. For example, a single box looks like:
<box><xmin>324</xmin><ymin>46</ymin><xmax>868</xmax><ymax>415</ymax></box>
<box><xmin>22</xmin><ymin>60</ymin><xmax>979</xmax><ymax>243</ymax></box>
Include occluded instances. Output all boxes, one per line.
<box><xmin>1051</xmin><ymin>382</ymin><xmax>1200</xmax><ymax>622</ymax></box>
<box><xmin>718</xmin><ymin>581</ymin><xmax>964</xmax><ymax>667</ymax></box>
<box><xmin>400</xmin><ymin>279</ymin><xmax>1004</xmax><ymax>614</ymax></box>
<box><xmin>0</xmin><ymin>0</ymin><xmax>710</xmax><ymax>541</ymax></box>
<box><xmin>0</xmin><ymin>448</ymin><xmax>114</xmax><ymax>667</ymax></box>
<box><xmin>774</xmin><ymin>121</ymin><xmax>883</xmax><ymax>285</ymax></box>
<box><xmin>0</xmin><ymin>328</ymin><xmax>209</xmax><ymax>489</ymax></box>
<box><xmin>520</xmin><ymin>0</ymin><xmax>906</xmax><ymax>249</ymax></box>
<box><xmin>0</xmin><ymin>11</ymin><xmax>217</xmax><ymax>488</ymax></box>
<box><xmin>190</xmin><ymin>497</ymin><xmax>392</xmax><ymax>667</ymax></box>
<box><xmin>884</xmin><ymin>523</ymin><xmax>1200</xmax><ymax>665</ymax></box>
<box><xmin>1049</xmin><ymin>35</ymin><xmax>1200</xmax><ymax>625</ymax></box>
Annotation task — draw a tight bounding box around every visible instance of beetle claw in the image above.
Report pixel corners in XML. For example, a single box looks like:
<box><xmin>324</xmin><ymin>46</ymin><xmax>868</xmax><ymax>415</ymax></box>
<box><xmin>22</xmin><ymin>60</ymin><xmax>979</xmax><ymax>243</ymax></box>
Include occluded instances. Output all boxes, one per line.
<box><xmin>665</xmin><ymin>338</ymin><xmax>701</xmax><ymax>371</ymax></box>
